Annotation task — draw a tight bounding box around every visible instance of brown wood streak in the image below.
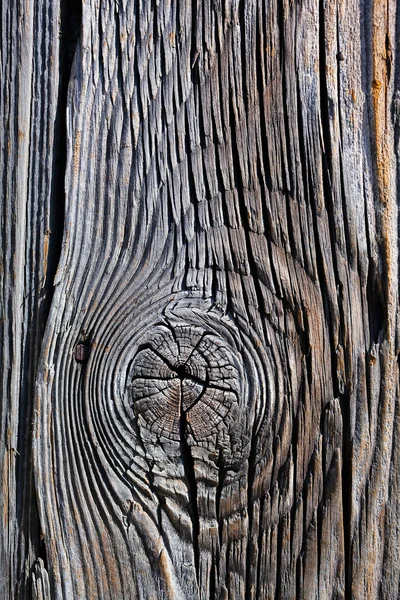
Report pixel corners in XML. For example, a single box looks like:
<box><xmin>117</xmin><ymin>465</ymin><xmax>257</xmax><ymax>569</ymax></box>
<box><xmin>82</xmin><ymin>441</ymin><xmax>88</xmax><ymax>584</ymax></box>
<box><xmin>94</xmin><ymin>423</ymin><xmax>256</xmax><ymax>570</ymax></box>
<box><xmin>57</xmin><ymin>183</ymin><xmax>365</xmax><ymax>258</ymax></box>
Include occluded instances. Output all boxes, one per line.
<box><xmin>349</xmin><ymin>0</ymin><xmax>399</xmax><ymax>594</ymax></box>
<box><xmin>25</xmin><ymin>0</ymin><xmax>399</xmax><ymax>600</ymax></box>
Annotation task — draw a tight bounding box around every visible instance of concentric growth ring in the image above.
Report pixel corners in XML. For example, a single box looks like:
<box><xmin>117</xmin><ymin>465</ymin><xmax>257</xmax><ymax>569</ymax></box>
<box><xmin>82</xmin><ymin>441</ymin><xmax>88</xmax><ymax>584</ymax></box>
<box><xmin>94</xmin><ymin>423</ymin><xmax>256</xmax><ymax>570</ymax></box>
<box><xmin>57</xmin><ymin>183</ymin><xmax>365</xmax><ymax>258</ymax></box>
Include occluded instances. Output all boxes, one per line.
<box><xmin>127</xmin><ymin>322</ymin><xmax>242</xmax><ymax>441</ymax></box>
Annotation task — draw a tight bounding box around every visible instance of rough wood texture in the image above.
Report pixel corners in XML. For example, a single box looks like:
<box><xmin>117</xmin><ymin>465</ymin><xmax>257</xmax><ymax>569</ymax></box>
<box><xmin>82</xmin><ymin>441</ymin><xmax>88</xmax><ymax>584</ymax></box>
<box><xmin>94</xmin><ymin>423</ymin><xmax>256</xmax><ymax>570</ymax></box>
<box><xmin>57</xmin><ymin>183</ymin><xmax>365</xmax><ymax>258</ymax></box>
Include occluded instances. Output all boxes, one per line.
<box><xmin>1</xmin><ymin>0</ymin><xmax>399</xmax><ymax>597</ymax></box>
<box><xmin>0</xmin><ymin>0</ymin><xmax>64</xmax><ymax>596</ymax></box>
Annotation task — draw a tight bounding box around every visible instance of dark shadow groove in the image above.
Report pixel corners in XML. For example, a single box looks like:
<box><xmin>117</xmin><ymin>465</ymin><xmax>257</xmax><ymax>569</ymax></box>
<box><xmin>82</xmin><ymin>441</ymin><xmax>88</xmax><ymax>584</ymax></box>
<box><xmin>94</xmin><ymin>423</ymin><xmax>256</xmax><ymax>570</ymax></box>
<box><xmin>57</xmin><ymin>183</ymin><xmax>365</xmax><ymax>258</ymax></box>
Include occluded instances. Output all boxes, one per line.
<box><xmin>48</xmin><ymin>0</ymin><xmax>82</xmax><ymax>298</ymax></box>
<box><xmin>180</xmin><ymin>406</ymin><xmax>200</xmax><ymax>585</ymax></box>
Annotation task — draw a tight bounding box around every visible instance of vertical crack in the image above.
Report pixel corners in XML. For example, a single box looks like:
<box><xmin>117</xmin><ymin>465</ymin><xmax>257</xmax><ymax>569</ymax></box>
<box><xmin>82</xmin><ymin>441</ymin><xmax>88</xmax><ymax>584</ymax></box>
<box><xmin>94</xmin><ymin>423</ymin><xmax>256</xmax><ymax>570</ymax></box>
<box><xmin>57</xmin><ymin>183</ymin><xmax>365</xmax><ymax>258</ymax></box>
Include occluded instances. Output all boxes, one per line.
<box><xmin>37</xmin><ymin>534</ymin><xmax>48</xmax><ymax>572</ymax></box>
<box><xmin>179</xmin><ymin>381</ymin><xmax>200</xmax><ymax>585</ymax></box>
<box><xmin>318</xmin><ymin>3</ymin><xmax>352</xmax><ymax>598</ymax></box>
<box><xmin>48</xmin><ymin>0</ymin><xmax>82</xmax><ymax>296</ymax></box>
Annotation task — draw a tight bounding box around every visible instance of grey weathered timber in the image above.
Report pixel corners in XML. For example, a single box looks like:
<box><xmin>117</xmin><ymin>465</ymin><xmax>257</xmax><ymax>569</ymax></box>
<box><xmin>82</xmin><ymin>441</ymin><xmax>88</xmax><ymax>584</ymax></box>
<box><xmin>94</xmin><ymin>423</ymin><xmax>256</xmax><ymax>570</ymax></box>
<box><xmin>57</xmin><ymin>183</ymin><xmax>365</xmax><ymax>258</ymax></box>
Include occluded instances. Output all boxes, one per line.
<box><xmin>1</xmin><ymin>0</ymin><xmax>399</xmax><ymax>598</ymax></box>
<box><xmin>0</xmin><ymin>0</ymin><xmax>65</xmax><ymax>596</ymax></box>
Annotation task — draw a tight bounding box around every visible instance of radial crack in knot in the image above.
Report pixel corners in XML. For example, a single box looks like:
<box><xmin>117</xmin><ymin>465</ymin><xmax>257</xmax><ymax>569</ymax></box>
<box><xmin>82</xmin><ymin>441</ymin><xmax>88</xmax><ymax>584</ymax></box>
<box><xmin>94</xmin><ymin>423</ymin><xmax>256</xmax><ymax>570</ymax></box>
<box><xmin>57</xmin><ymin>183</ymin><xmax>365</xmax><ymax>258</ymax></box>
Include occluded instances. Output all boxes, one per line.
<box><xmin>127</xmin><ymin>323</ymin><xmax>242</xmax><ymax>441</ymax></box>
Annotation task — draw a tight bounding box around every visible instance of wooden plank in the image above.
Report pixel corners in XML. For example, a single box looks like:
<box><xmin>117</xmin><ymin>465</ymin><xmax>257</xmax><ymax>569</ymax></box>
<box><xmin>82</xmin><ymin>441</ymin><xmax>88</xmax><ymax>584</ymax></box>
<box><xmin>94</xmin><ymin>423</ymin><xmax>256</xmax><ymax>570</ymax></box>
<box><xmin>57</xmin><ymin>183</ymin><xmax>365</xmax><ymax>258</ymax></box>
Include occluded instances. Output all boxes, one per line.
<box><xmin>0</xmin><ymin>0</ymin><xmax>398</xmax><ymax>597</ymax></box>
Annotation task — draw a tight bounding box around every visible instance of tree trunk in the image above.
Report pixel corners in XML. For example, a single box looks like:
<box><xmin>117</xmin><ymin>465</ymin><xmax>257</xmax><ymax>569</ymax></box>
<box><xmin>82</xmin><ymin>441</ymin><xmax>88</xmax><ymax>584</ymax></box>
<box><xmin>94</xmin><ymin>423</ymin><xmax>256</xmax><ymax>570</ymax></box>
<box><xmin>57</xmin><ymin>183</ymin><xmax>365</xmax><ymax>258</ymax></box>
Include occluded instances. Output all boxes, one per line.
<box><xmin>1</xmin><ymin>0</ymin><xmax>399</xmax><ymax>598</ymax></box>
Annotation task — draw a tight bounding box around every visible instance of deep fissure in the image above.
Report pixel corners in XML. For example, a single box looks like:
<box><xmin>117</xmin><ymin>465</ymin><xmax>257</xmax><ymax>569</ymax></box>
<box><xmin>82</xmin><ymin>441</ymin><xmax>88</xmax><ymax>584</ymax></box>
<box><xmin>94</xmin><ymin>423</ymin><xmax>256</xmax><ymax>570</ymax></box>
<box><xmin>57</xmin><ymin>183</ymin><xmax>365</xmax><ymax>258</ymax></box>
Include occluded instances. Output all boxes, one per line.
<box><xmin>179</xmin><ymin>385</ymin><xmax>200</xmax><ymax>584</ymax></box>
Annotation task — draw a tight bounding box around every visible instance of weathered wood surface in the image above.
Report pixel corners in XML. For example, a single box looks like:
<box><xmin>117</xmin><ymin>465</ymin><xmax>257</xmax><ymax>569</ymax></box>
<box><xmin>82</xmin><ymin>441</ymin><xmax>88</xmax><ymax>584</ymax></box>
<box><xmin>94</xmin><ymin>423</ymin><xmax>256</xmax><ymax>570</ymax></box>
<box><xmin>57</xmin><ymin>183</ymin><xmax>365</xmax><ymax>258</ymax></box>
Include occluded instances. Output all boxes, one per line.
<box><xmin>1</xmin><ymin>0</ymin><xmax>399</xmax><ymax>597</ymax></box>
<box><xmin>0</xmin><ymin>0</ymin><xmax>67</xmax><ymax>596</ymax></box>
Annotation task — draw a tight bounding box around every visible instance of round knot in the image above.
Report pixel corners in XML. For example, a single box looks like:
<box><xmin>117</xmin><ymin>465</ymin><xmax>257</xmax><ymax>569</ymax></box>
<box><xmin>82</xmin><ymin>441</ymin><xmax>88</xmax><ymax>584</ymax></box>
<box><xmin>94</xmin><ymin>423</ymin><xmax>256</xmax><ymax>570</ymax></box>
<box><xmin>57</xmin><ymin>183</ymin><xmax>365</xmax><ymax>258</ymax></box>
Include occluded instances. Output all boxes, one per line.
<box><xmin>127</xmin><ymin>322</ymin><xmax>242</xmax><ymax>441</ymax></box>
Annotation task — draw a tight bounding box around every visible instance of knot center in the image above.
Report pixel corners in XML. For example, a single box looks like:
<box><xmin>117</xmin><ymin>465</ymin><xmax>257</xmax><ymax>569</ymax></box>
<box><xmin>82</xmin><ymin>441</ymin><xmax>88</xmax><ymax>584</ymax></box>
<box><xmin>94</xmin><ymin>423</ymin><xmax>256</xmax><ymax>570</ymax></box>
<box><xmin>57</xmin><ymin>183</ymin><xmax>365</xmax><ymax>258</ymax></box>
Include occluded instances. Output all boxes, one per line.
<box><xmin>127</xmin><ymin>321</ymin><xmax>241</xmax><ymax>441</ymax></box>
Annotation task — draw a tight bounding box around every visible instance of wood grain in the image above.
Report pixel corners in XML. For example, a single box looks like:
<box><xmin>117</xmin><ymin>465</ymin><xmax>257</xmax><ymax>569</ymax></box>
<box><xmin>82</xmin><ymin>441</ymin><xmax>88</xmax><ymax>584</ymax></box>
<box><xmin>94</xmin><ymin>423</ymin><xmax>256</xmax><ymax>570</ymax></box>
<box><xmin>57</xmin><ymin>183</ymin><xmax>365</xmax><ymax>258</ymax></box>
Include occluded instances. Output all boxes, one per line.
<box><xmin>0</xmin><ymin>0</ymin><xmax>68</xmax><ymax>596</ymax></box>
<box><xmin>0</xmin><ymin>0</ymin><xmax>399</xmax><ymax>597</ymax></box>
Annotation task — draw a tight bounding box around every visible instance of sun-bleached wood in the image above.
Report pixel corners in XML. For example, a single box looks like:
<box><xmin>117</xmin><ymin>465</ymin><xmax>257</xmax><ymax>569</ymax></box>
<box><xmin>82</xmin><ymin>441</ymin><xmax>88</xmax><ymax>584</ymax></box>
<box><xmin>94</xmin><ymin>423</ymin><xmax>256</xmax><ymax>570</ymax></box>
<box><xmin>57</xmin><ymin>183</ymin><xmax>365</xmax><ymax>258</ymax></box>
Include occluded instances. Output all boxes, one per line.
<box><xmin>1</xmin><ymin>0</ymin><xmax>399</xmax><ymax>597</ymax></box>
<box><xmin>0</xmin><ymin>0</ymin><xmax>66</xmax><ymax>596</ymax></box>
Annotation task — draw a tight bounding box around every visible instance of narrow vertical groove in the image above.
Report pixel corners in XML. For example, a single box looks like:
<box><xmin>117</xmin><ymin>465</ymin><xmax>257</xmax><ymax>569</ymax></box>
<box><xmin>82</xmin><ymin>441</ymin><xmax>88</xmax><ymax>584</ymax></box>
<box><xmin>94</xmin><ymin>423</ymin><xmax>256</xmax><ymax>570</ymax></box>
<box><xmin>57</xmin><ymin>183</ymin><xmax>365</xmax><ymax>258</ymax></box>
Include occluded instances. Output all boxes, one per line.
<box><xmin>180</xmin><ymin>406</ymin><xmax>200</xmax><ymax>585</ymax></box>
